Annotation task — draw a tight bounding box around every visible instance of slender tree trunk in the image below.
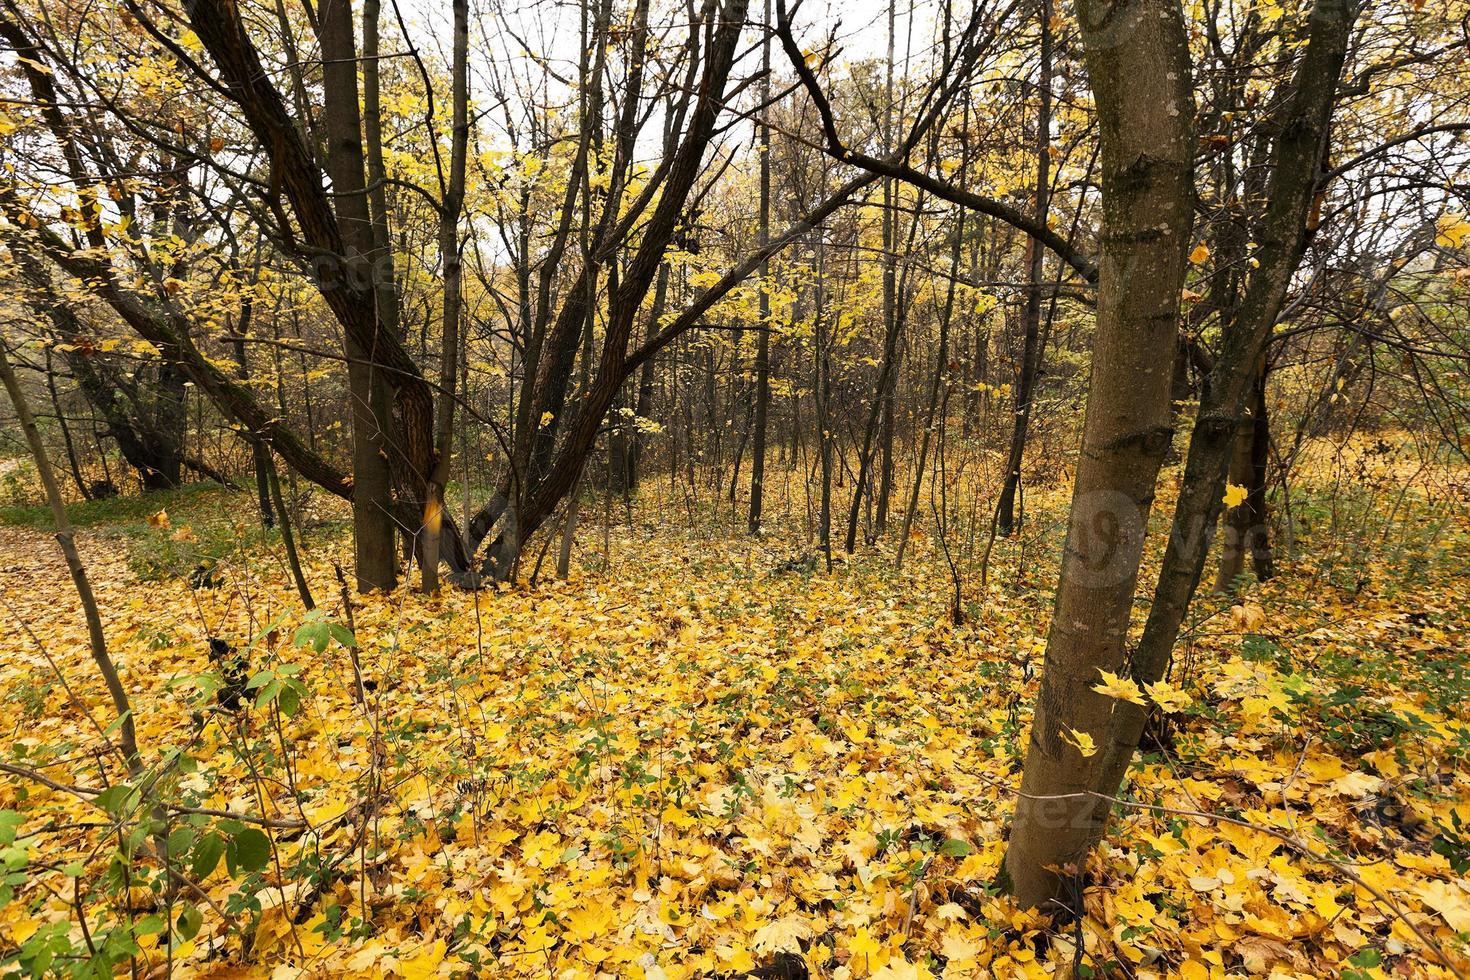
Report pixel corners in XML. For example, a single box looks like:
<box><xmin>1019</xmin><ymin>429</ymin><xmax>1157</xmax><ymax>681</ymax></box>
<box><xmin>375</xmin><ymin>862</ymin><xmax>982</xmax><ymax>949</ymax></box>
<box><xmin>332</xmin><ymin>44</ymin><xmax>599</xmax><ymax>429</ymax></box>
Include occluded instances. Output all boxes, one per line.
<box><xmin>267</xmin><ymin>452</ymin><xmax>314</xmax><ymax>610</ymax></box>
<box><xmin>843</xmin><ymin>276</ymin><xmax>905</xmax><ymax>552</ymax></box>
<box><xmin>873</xmin><ymin>0</ymin><xmax>898</xmax><ymax>536</ymax></box>
<box><xmin>627</xmin><ymin>264</ymin><xmax>670</xmax><ymax>489</ymax></box>
<box><xmin>897</xmin><ymin>164</ymin><xmax>967</xmax><ymax>570</ymax></box>
<box><xmin>995</xmin><ymin>0</ymin><xmax>1053</xmax><ymax>537</ymax></box>
<box><xmin>361</xmin><ymin>0</ymin><xmax>402</xmax><ymax>340</ymax></box>
<box><xmin>0</xmin><ymin>334</ymin><xmax>140</xmax><ymax>772</ymax></box>
<box><xmin>421</xmin><ymin>0</ymin><xmax>469</xmax><ymax>592</ymax></box>
<box><xmin>1003</xmin><ymin>0</ymin><xmax>1196</xmax><ymax>910</ymax></box>
<box><xmin>814</xmin><ymin>235</ymin><xmax>833</xmax><ymax>570</ymax></box>
<box><xmin>1247</xmin><ymin>373</ymin><xmax>1275</xmax><ymax>582</ymax></box>
<box><xmin>43</xmin><ymin>347</ymin><xmax>91</xmax><ymax>500</ymax></box>
<box><xmin>1216</xmin><ymin>356</ymin><xmax>1274</xmax><ymax>589</ymax></box>
<box><xmin>228</xmin><ymin>300</ymin><xmax>276</xmax><ymax>528</ymax></box>
<box><xmin>747</xmin><ymin>0</ymin><xmax>773</xmax><ymax>534</ymax></box>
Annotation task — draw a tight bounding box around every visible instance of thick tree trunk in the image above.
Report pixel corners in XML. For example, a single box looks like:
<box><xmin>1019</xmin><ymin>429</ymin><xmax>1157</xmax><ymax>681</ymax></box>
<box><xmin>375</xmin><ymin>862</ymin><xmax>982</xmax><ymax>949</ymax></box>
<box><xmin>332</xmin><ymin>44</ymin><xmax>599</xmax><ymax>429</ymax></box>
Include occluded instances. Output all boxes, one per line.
<box><xmin>187</xmin><ymin>0</ymin><xmax>452</xmax><ymax>586</ymax></box>
<box><xmin>1002</xmin><ymin>0</ymin><xmax>1196</xmax><ymax>911</ymax></box>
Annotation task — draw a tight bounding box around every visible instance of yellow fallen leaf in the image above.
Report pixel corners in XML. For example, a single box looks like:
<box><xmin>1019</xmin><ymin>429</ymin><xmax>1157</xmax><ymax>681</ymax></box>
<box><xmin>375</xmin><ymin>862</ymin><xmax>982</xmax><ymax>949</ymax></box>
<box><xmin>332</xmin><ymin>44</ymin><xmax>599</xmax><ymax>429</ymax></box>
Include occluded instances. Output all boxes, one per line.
<box><xmin>1222</xmin><ymin>483</ymin><xmax>1248</xmax><ymax>508</ymax></box>
<box><xmin>1418</xmin><ymin>879</ymin><xmax>1470</xmax><ymax>932</ymax></box>
<box><xmin>1179</xmin><ymin>960</ymin><xmax>1210</xmax><ymax>980</ymax></box>
<box><xmin>566</xmin><ymin>902</ymin><xmax>613</xmax><ymax>942</ymax></box>
<box><xmin>849</xmin><ymin>925</ymin><xmax>883</xmax><ymax>961</ymax></box>
<box><xmin>1190</xmin><ymin>242</ymin><xmax>1211</xmax><ymax>264</ymax></box>
<box><xmin>398</xmin><ymin>939</ymin><xmax>446</xmax><ymax>980</ymax></box>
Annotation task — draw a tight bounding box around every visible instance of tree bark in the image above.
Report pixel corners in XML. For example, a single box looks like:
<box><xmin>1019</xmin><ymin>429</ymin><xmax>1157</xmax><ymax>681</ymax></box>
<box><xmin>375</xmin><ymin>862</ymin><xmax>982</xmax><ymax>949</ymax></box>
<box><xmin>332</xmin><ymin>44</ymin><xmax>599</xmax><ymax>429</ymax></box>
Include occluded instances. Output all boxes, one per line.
<box><xmin>1002</xmin><ymin>0</ymin><xmax>1196</xmax><ymax>910</ymax></box>
<box><xmin>995</xmin><ymin>0</ymin><xmax>1053</xmax><ymax>537</ymax></box>
<box><xmin>316</xmin><ymin>0</ymin><xmax>398</xmax><ymax>591</ymax></box>
<box><xmin>1087</xmin><ymin>0</ymin><xmax>1357</xmax><ymax>851</ymax></box>
<box><xmin>1215</xmin><ymin>357</ymin><xmax>1274</xmax><ymax>589</ymax></box>
<box><xmin>0</xmin><ymin>332</ymin><xmax>140</xmax><ymax>772</ymax></box>
<box><xmin>421</xmin><ymin>0</ymin><xmax>469</xmax><ymax>593</ymax></box>
<box><xmin>747</xmin><ymin>0</ymin><xmax>774</xmax><ymax>534</ymax></box>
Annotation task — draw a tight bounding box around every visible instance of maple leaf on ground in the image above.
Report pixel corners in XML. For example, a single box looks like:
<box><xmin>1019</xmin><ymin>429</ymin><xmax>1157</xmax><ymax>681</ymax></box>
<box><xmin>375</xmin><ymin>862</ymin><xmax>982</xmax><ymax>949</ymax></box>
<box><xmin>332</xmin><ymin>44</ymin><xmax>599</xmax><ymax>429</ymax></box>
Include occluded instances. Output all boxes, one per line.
<box><xmin>1418</xmin><ymin>879</ymin><xmax>1470</xmax><ymax>932</ymax></box>
<box><xmin>752</xmin><ymin>913</ymin><xmax>814</xmax><ymax>954</ymax></box>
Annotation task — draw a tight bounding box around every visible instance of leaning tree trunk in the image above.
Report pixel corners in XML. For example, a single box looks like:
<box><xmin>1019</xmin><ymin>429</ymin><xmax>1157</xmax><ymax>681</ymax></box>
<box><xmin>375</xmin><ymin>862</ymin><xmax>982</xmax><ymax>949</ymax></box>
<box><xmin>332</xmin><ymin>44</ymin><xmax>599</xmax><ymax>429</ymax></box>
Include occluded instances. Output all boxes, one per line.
<box><xmin>1002</xmin><ymin>0</ymin><xmax>1197</xmax><ymax>911</ymax></box>
<box><xmin>1086</xmin><ymin>0</ymin><xmax>1357</xmax><ymax>843</ymax></box>
<box><xmin>0</xmin><ymin>332</ymin><xmax>140</xmax><ymax>772</ymax></box>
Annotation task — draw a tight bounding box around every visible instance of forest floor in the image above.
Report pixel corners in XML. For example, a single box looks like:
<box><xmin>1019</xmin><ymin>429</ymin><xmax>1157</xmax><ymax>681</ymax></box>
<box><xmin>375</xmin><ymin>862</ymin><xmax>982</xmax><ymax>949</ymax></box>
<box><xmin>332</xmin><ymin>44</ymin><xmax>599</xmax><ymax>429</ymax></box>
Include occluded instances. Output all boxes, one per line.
<box><xmin>1</xmin><ymin>447</ymin><xmax>1469</xmax><ymax>979</ymax></box>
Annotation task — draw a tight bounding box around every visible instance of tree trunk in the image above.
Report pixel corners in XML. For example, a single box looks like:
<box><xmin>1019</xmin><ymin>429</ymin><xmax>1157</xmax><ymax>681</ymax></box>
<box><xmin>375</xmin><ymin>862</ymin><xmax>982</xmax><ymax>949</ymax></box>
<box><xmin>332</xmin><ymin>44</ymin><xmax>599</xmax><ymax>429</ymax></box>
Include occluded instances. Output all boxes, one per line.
<box><xmin>1002</xmin><ymin>0</ymin><xmax>1196</xmax><ymax>911</ymax></box>
<box><xmin>421</xmin><ymin>0</ymin><xmax>469</xmax><ymax>593</ymax></box>
<box><xmin>317</xmin><ymin>0</ymin><xmax>399</xmax><ymax>590</ymax></box>
<box><xmin>42</xmin><ymin>348</ymin><xmax>91</xmax><ymax>500</ymax></box>
<box><xmin>267</xmin><ymin>452</ymin><xmax>314</xmax><ymax>610</ymax></box>
<box><xmin>628</xmin><ymin>264</ymin><xmax>670</xmax><ymax>490</ymax></box>
<box><xmin>995</xmin><ymin>0</ymin><xmax>1053</xmax><ymax>537</ymax></box>
<box><xmin>0</xmin><ymin>333</ymin><xmax>140</xmax><ymax>772</ymax></box>
<box><xmin>747</xmin><ymin>0</ymin><xmax>773</xmax><ymax>534</ymax></box>
<box><xmin>1247</xmin><ymin>374</ymin><xmax>1275</xmax><ymax>582</ymax></box>
<box><xmin>1086</xmin><ymin>0</ymin><xmax>1356</xmax><ymax>860</ymax></box>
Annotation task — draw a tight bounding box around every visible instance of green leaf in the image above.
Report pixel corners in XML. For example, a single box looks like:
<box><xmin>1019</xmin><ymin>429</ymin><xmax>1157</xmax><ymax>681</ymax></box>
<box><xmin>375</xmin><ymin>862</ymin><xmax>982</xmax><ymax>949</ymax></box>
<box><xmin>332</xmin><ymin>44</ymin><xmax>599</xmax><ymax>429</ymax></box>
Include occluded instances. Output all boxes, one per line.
<box><xmin>229</xmin><ymin>827</ymin><xmax>270</xmax><ymax>875</ymax></box>
<box><xmin>939</xmin><ymin>838</ymin><xmax>972</xmax><ymax>857</ymax></box>
<box><xmin>134</xmin><ymin>914</ymin><xmax>166</xmax><ymax>936</ymax></box>
<box><xmin>191</xmin><ymin>832</ymin><xmax>225</xmax><ymax>879</ymax></box>
<box><xmin>0</xmin><ymin>811</ymin><xmax>21</xmax><ymax>847</ymax></box>
<box><xmin>175</xmin><ymin>904</ymin><xmax>203</xmax><ymax>942</ymax></box>
<box><xmin>167</xmin><ymin>826</ymin><xmax>196</xmax><ymax>858</ymax></box>
<box><xmin>95</xmin><ymin>784</ymin><xmax>141</xmax><ymax>817</ymax></box>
